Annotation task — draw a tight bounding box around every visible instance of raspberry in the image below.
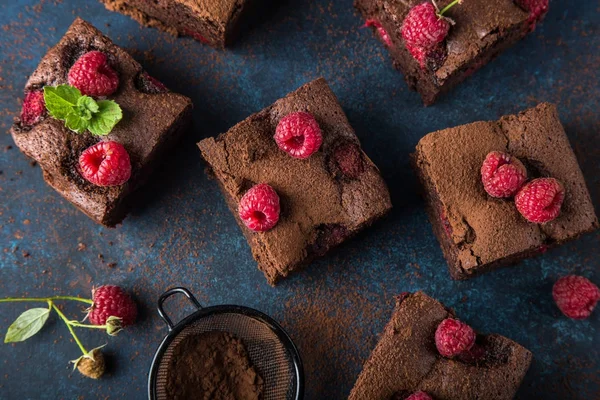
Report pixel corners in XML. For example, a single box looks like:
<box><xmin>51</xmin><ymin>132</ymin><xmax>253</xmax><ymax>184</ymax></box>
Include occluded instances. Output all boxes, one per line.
<box><xmin>435</xmin><ymin>318</ymin><xmax>476</xmax><ymax>357</ymax></box>
<box><xmin>364</xmin><ymin>19</ymin><xmax>392</xmax><ymax>47</ymax></box>
<box><xmin>457</xmin><ymin>343</ymin><xmax>486</xmax><ymax>363</ymax></box>
<box><xmin>88</xmin><ymin>285</ymin><xmax>137</xmax><ymax>327</ymax></box>
<box><xmin>514</xmin><ymin>0</ymin><xmax>549</xmax><ymax>30</ymax></box>
<box><xmin>552</xmin><ymin>275</ymin><xmax>600</xmax><ymax>320</ymax></box>
<box><xmin>274</xmin><ymin>112</ymin><xmax>323</xmax><ymax>159</ymax></box>
<box><xmin>406</xmin><ymin>392</ymin><xmax>433</xmax><ymax>400</ymax></box>
<box><xmin>439</xmin><ymin>209</ymin><xmax>453</xmax><ymax>238</ymax></box>
<box><xmin>183</xmin><ymin>28</ymin><xmax>211</xmax><ymax>44</ymax></box>
<box><xmin>401</xmin><ymin>2</ymin><xmax>450</xmax><ymax>50</ymax></box>
<box><xmin>238</xmin><ymin>183</ymin><xmax>280</xmax><ymax>232</ymax></box>
<box><xmin>68</xmin><ymin>51</ymin><xmax>119</xmax><ymax>97</ymax></box>
<box><xmin>79</xmin><ymin>141</ymin><xmax>131</xmax><ymax>187</ymax></box>
<box><xmin>515</xmin><ymin>178</ymin><xmax>564</xmax><ymax>224</ymax></box>
<box><xmin>20</xmin><ymin>90</ymin><xmax>46</xmax><ymax>126</ymax></box>
<box><xmin>136</xmin><ymin>72</ymin><xmax>168</xmax><ymax>94</ymax></box>
<box><xmin>333</xmin><ymin>142</ymin><xmax>364</xmax><ymax>179</ymax></box>
<box><xmin>481</xmin><ymin>151</ymin><xmax>527</xmax><ymax>198</ymax></box>
<box><xmin>406</xmin><ymin>43</ymin><xmax>427</xmax><ymax>67</ymax></box>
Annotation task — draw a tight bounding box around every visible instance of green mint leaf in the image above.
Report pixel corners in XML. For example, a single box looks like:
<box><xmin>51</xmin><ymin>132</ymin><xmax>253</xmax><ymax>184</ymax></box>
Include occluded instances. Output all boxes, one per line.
<box><xmin>76</xmin><ymin>96</ymin><xmax>99</xmax><ymax>120</ymax></box>
<box><xmin>63</xmin><ymin>96</ymin><xmax>101</xmax><ymax>132</ymax></box>
<box><xmin>4</xmin><ymin>308</ymin><xmax>50</xmax><ymax>343</ymax></box>
<box><xmin>44</xmin><ymin>85</ymin><xmax>82</xmax><ymax>120</ymax></box>
<box><xmin>64</xmin><ymin>110</ymin><xmax>91</xmax><ymax>133</ymax></box>
<box><xmin>88</xmin><ymin>100</ymin><xmax>123</xmax><ymax>136</ymax></box>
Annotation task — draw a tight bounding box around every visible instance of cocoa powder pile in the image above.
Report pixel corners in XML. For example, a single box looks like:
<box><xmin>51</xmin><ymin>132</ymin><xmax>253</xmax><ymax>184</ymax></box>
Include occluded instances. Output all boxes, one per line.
<box><xmin>165</xmin><ymin>331</ymin><xmax>264</xmax><ymax>400</ymax></box>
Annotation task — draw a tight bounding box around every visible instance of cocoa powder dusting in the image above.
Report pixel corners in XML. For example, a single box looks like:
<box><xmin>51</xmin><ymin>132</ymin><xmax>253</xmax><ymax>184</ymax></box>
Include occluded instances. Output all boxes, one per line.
<box><xmin>165</xmin><ymin>331</ymin><xmax>264</xmax><ymax>400</ymax></box>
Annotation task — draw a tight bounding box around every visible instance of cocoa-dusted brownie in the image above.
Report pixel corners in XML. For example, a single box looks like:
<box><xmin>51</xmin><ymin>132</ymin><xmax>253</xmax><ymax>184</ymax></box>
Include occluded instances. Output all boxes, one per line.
<box><xmin>413</xmin><ymin>103</ymin><xmax>598</xmax><ymax>280</ymax></box>
<box><xmin>355</xmin><ymin>0</ymin><xmax>547</xmax><ymax>105</ymax></box>
<box><xmin>349</xmin><ymin>292</ymin><xmax>532</xmax><ymax>400</ymax></box>
<box><xmin>198</xmin><ymin>78</ymin><xmax>392</xmax><ymax>285</ymax></box>
<box><xmin>99</xmin><ymin>0</ymin><xmax>254</xmax><ymax>48</ymax></box>
<box><xmin>10</xmin><ymin>18</ymin><xmax>193</xmax><ymax>227</ymax></box>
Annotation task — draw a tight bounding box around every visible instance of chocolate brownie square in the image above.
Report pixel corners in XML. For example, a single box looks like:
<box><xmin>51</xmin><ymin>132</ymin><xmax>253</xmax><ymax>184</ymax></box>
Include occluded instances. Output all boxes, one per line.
<box><xmin>198</xmin><ymin>78</ymin><xmax>392</xmax><ymax>285</ymax></box>
<box><xmin>10</xmin><ymin>18</ymin><xmax>193</xmax><ymax>227</ymax></box>
<box><xmin>354</xmin><ymin>0</ymin><xmax>547</xmax><ymax>105</ymax></box>
<box><xmin>99</xmin><ymin>0</ymin><xmax>254</xmax><ymax>48</ymax></box>
<box><xmin>413</xmin><ymin>103</ymin><xmax>598</xmax><ymax>279</ymax></box>
<box><xmin>349</xmin><ymin>291</ymin><xmax>532</xmax><ymax>400</ymax></box>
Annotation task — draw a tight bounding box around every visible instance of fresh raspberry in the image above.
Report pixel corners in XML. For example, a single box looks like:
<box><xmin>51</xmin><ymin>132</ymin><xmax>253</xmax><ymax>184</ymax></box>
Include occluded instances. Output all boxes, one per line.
<box><xmin>406</xmin><ymin>392</ymin><xmax>433</xmax><ymax>400</ymax></box>
<box><xmin>274</xmin><ymin>112</ymin><xmax>323</xmax><ymax>159</ymax></box>
<box><xmin>515</xmin><ymin>178</ymin><xmax>564</xmax><ymax>224</ymax></box>
<box><xmin>364</xmin><ymin>19</ymin><xmax>392</xmax><ymax>47</ymax></box>
<box><xmin>88</xmin><ymin>285</ymin><xmax>137</xmax><ymax>327</ymax></box>
<box><xmin>20</xmin><ymin>90</ymin><xmax>46</xmax><ymax>126</ymax></box>
<box><xmin>238</xmin><ymin>183</ymin><xmax>280</xmax><ymax>232</ymax></box>
<box><xmin>435</xmin><ymin>318</ymin><xmax>476</xmax><ymax>358</ymax></box>
<box><xmin>514</xmin><ymin>0</ymin><xmax>549</xmax><ymax>30</ymax></box>
<box><xmin>137</xmin><ymin>72</ymin><xmax>168</xmax><ymax>94</ymax></box>
<box><xmin>79</xmin><ymin>141</ymin><xmax>131</xmax><ymax>187</ymax></box>
<box><xmin>333</xmin><ymin>142</ymin><xmax>364</xmax><ymax>179</ymax></box>
<box><xmin>481</xmin><ymin>151</ymin><xmax>528</xmax><ymax>198</ymax></box>
<box><xmin>552</xmin><ymin>275</ymin><xmax>600</xmax><ymax>320</ymax></box>
<box><xmin>68</xmin><ymin>51</ymin><xmax>119</xmax><ymax>97</ymax></box>
<box><xmin>401</xmin><ymin>2</ymin><xmax>450</xmax><ymax>50</ymax></box>
<box><xmin>406</xmin><ymin>43</ymin><xmax>427</xmax><ymax>67</ymax></box>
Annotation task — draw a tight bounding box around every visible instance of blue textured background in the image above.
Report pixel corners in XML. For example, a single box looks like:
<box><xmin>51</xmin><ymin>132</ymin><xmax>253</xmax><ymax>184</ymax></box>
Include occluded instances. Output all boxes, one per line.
<box><xmin>0</xmin><ymin>0</ymin><xmax>598</xmax><ymax>399</ymax></box>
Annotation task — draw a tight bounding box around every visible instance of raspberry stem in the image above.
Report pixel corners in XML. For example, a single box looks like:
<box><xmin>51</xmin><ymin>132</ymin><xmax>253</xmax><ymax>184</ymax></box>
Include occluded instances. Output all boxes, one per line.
<box><xmin>0</xmin><ymin>296</ymin><xmax>93</xmax><ymax>305</ymax></box>
<box><xmin>52</xmin><ymin>303</ymin><xmax>89</xmax><ymax>356</ymax></box>
<box><xmin>67</xmin><ymin>321</ymin><xmax>107</xmax><ymax>330</ymax></box>
<box><xmin>437</xmin><ymin>0</ymin><xmax>462</xmax><ymax>17</ymax></box>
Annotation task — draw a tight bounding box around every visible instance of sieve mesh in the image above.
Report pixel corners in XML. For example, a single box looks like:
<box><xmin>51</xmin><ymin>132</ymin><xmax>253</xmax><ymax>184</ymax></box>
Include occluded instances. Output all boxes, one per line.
<box><xmin>153</xmin><ymin>311</ymin><xmax>298</xmax><ymax>400</ymax></box>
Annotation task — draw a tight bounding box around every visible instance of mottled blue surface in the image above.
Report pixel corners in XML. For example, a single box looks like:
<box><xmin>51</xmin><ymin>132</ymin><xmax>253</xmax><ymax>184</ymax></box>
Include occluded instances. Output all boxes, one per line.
<box><xmin>0</xmin><ymin>0</ymin><xmax>599</xmax><ymax>399</ymax></box>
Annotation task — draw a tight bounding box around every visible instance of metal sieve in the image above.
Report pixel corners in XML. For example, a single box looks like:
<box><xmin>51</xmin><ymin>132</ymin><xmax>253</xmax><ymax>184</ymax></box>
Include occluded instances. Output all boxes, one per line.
<box><xmin>148</xmin><ymin>287</ymin><xmax>304</xmax><ymax>400</ymax></box>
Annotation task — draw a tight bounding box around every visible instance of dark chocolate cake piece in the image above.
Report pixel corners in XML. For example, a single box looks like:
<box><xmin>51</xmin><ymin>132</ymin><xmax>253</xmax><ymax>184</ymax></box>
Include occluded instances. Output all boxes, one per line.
<box><xmin>198</xmin><ymin>78</ymin><xmax>392</xmax><ymax>284</ymax></box>
<box><xmin>355</xmin><ymin>0</ymin><xmax>548</xmax><ymax>105</ymax></box>
<box><xmin>10</xmin><ymin>18</ymin><xmax>193</xmax><ymax>226</ymax></box>
<box><xmin>413</xmin><ymin>103</ymin><xmax>598</xmax><ymax>279</ymax></box>
<box><xmin>349</xmin><ymin>292</ymin><xmax>532</xmax><ymax>400</ymax></box>
<box><xmin>99</xmin><ymin>0</ymin><xmax>255</xmax><ymax>48</ymax></box>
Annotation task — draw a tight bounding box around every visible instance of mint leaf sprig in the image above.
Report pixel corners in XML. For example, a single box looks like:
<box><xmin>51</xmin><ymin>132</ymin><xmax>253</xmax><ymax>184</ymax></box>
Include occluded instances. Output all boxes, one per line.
<box><xmin>43</xmin><ymin>85</ymin><xmax>123</xmax><ymax>136</ymax></box>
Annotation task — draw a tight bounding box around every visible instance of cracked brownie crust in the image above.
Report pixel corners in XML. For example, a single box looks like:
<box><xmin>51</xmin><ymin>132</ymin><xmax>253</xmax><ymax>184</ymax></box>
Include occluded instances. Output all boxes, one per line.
<box><xmin>198</xmin><ymin>78</ymin><xmax>392</xmax><ymax>285</ymax></box>
<box><xmin>349</xmin><ymin>292</ymin><xmax>532</xmax><ymax>400</ymax></box>
<box><xmin>10</xmin><ymin>19</ymin><xmax>193</xmax><ymax>226</ymax></box>
<box><xmin>413</xmin><ymin>103</ymin><xmax>598</xmax><ymax>279</ymax></box>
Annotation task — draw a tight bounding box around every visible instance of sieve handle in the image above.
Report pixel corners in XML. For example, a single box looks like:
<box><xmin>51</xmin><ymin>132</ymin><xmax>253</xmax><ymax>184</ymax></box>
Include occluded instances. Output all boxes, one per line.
<box><xmin>157</xmin><ymin>287</ymin><xmax>202</xmax><ymax>331</ymax></box>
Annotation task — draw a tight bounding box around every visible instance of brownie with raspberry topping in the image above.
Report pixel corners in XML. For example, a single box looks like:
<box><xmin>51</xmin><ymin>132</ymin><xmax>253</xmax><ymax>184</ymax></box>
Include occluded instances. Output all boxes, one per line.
<box><xmin>198</xmin><ymin>78</ymin><xmax>392</xmax><ymax>285</ymax></box>
<box><xmin>10</xmin><ymin>18</ymin><xmax>193</xmax><ymax>226</ymax></box>
<box><xmin>98</xmin><ymin>0</ymin><xmax>256</xmax><ymax>48</ymax></box>
<box><xmin>349</xmin><ymin>291</ymin><xmax>532</xmax><ymax>400</ymax></box>
<box><xmin>413</xmin><ymin>103</ymin><xmax>598</xmax><ymax>280</ymax></box>
<box><xmin>354</xmin><ymin>0</ymin><xmax>548</xmax><ymax>105</ymax></box>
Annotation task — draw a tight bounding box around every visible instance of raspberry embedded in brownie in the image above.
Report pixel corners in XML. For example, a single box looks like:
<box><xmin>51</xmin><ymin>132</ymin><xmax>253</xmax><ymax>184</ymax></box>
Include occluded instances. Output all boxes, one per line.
<box><xmin>198</xmin><ymin>78</ymin><xmax>392</xmax><ymax>285</ymax></box>
<box><xmin>10</xmin><ymin>18</ymin><xmax>192</xmax><ymax>226</ymax></box>
<box><xmin>413</xmin><ymin>103</ymin><xmax>598</xmax><ymax>280</ymax></box>
<box><xmin>348</xmin><ymin>292</ymin><xmax>533</xmax><ymax>400</ymax></box>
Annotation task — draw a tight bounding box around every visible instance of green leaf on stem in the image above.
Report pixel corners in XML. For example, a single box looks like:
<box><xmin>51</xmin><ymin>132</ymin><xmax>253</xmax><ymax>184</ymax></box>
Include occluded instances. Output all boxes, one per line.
<box><xmin>4</xmin><ymin>308</ymin><xmax>51</xmax><ymax>343</ymax></box>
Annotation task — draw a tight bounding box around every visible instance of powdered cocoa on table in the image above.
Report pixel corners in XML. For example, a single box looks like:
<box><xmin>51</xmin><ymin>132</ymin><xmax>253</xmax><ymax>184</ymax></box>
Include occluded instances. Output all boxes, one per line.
<box><xmin>165</xmin><ymin>331</ymin><xmax>264</xmax><ymax>400</ymax></box>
